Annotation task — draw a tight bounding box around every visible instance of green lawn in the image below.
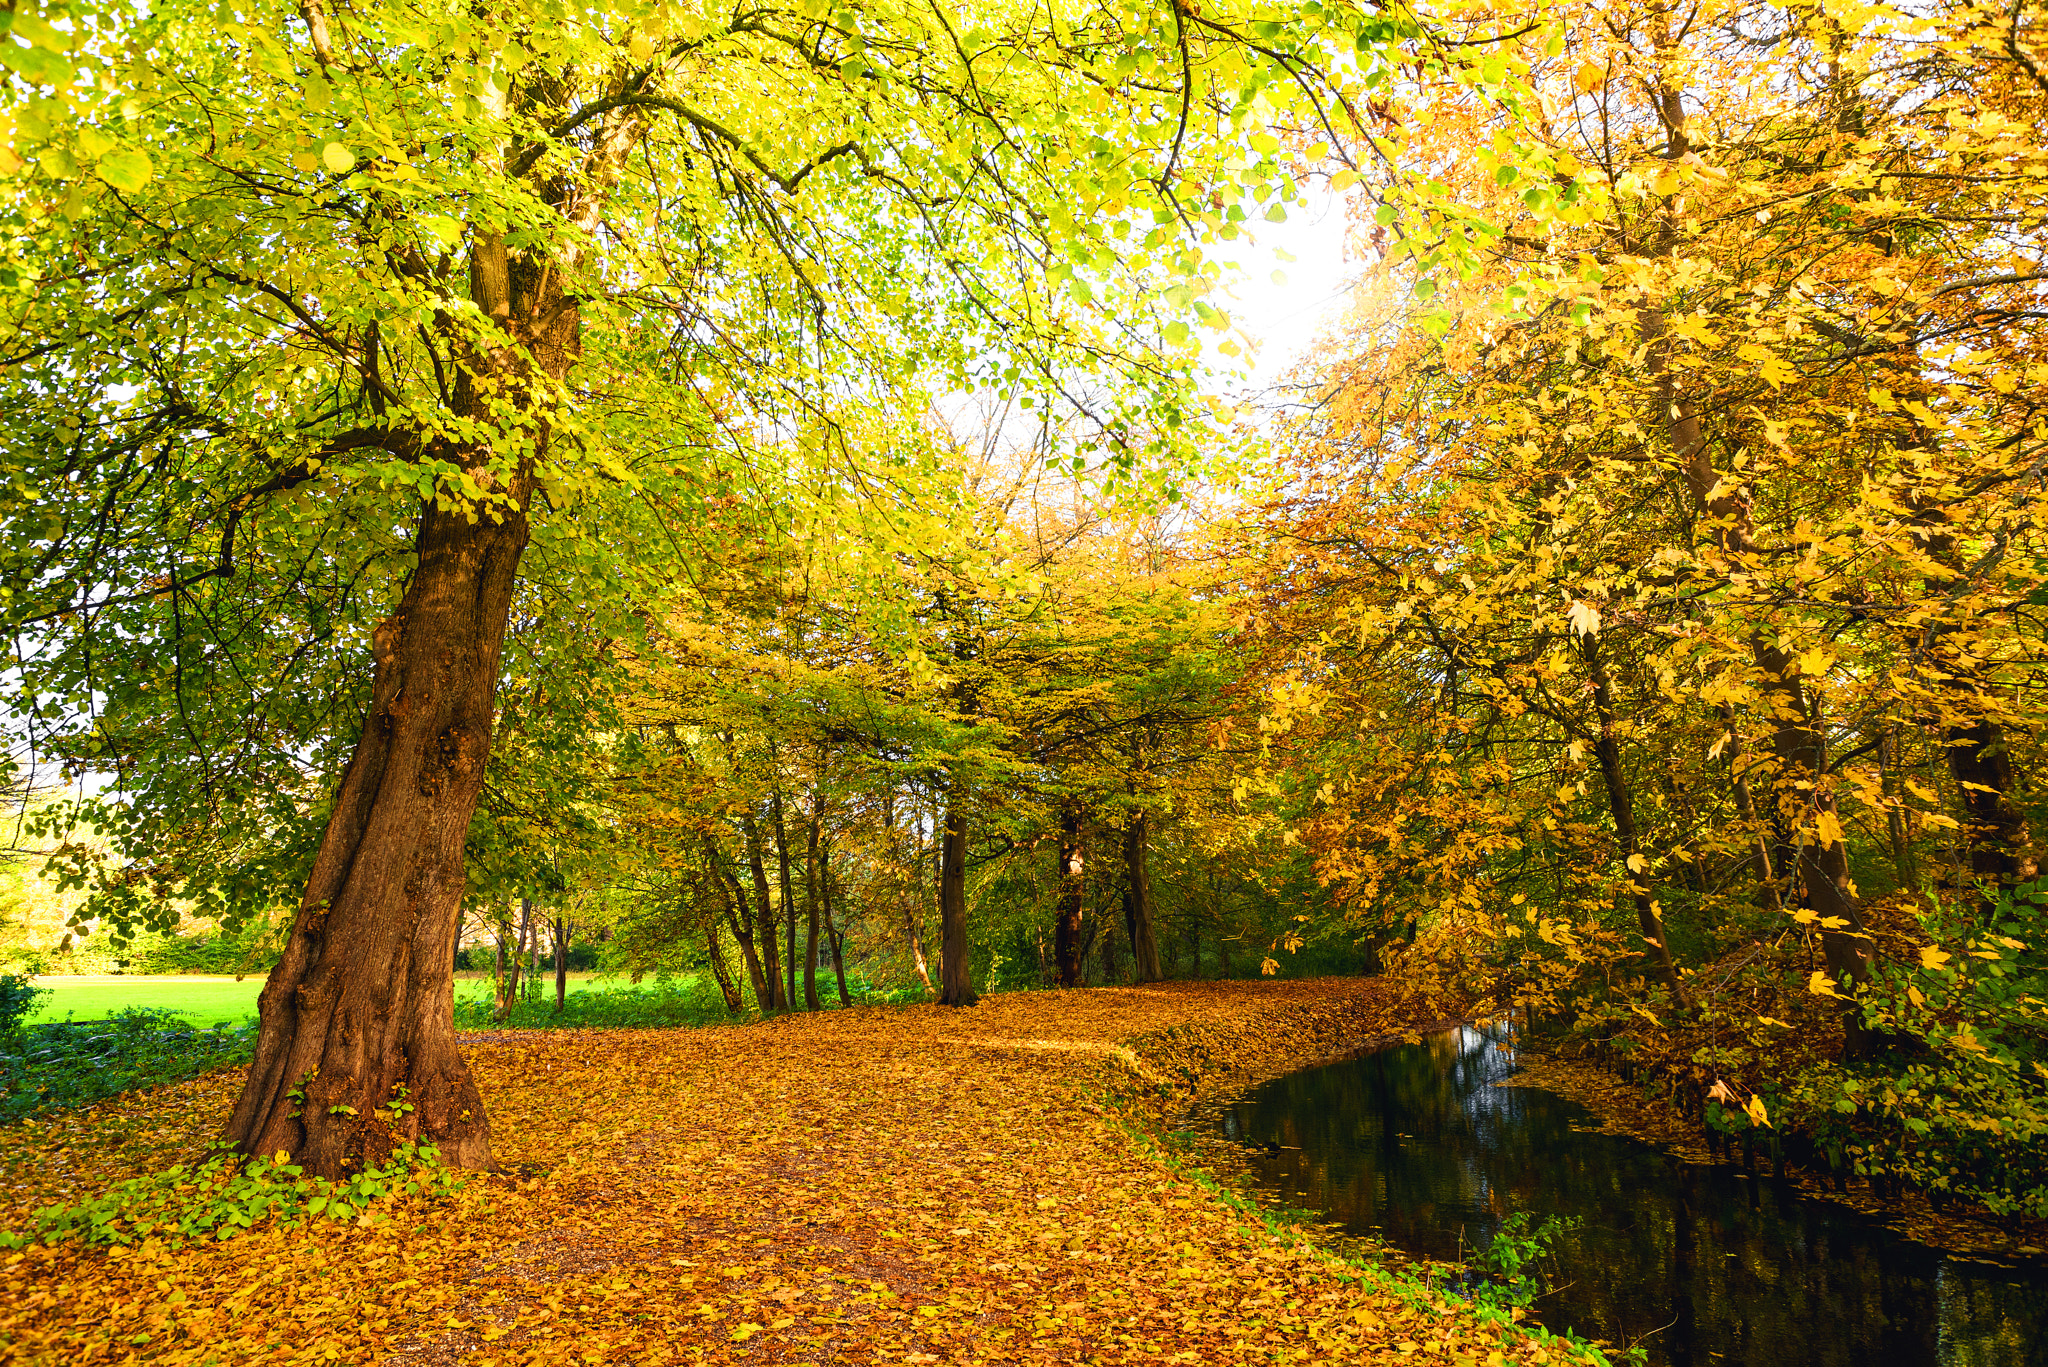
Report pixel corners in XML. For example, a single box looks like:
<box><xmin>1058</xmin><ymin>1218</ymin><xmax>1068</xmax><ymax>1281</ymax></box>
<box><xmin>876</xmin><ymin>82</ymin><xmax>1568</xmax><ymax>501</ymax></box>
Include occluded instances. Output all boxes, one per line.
<box><xmin>24</xmin><ymin>973</ymin><xmax>622</xmax><ymax>1027</ymax></box>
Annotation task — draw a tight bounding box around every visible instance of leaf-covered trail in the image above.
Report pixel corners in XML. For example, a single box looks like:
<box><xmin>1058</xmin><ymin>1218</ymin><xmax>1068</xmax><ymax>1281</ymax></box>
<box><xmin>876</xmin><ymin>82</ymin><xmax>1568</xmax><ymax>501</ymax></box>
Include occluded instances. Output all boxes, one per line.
<box><xmin>0</xmin><ymin>979</ymin><xmax>1575</xmax><ymax>1365</ymax></box>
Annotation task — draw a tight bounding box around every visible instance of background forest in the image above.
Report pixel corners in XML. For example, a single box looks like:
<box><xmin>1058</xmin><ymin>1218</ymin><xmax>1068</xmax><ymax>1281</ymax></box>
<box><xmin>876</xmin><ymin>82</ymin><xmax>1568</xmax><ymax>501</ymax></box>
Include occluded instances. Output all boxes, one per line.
<box><xmin>4</xmin><ymin>0</ymin><xmax>2047</xmax><ymax>1228</ymax></box>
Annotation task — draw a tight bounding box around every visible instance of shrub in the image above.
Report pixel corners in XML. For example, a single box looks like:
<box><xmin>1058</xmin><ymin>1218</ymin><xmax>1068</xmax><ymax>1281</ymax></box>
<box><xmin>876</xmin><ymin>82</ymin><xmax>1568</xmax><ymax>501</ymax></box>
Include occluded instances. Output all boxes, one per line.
<box><xmin>0</xmin><ymin>1007</ymin><xmax>257</xmax><ymax>1122</ymax></box>
<box><xmin>0</xmin><ymin>975</ymin><xmax>47</xmax><ymax>1034</ymax></box>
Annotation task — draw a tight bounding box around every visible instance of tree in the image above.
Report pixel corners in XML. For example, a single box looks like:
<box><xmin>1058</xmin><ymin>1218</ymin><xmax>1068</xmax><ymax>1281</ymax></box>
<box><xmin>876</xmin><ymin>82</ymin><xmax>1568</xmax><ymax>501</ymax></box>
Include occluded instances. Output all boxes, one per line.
<box><xmin>5</xmin><ymin>0</ymin><xmax>1404</xmax><ymax>1170</ymax></box>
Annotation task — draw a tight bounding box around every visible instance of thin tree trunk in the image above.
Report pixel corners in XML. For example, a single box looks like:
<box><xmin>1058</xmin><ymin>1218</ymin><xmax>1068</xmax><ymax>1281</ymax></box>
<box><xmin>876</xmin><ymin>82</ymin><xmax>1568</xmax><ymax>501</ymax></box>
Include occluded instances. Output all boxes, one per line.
<box><xmin>1055</xmin><ymin>808</ymin><xmax>1086</xmax><ymax>988</ymax></box>
<box><xmin>740</xmin><ymin>812</ymin><xmax>783</xmax><ymax>1010</ymax></box>
<box><xmin>706</xmin><ymin>926</ymin><xmax>744</xmax><ymax>1014</ymax></box>
<box><xmin>1876</xmin><ymin>727</ymin><xmax>1916</xmax><ymax>891</ymax></box>
<box><xmin>1717</xmin><ymin>705</ymin><xmax>1785</xmax><ymax>913</ymax></box>
<box><xmin>1581</xmin><ymin>635</ymin><xmax>1687</xmax><ymax>1002</ymax></box>
<box><xmin>709</xmin><ymin>835</ymin><xmax>770</xmax><ymax>1011</ymax></box>
<box><xmin>938</xmin><ymin>790</ymin><xmax>977</xmax><ymax>1006</ymax></box>
<box><xmin>491</xmin><ymin>906</ymin><xmax>511</xmax><ymax>1018</ymax></box>
<box><xmin>771</xmin><ymin>786</ymin><xmax>797</xmax><ymax>1012</ymax></box>
<box><xmin>822</xmin><ymin>847</ymin><xmax>851</xmax><ymax>1007</ymax></box>
<box><xmin>552</xmin><ymin>916</ymin><xmax>568</xmax><ymax>1015</ymax></box>
<box><xmin>802</xmin><ymin>793</ymin><xmax>823</xmax><ymax>1010</ymax></box>
<box><xmin>524</xmin><ymin>909</ymin><xmax>538</xmax><ymax>1003</ymax></box>
<box><xmin>907</xmin><ymin>903</ymin><xmax>934</xmax><ymax>995</ymax></box>
<box><xmin>1124</xmin><ymin>813</ymin><xmax>1163</xmax><ymax>983</ymax></box>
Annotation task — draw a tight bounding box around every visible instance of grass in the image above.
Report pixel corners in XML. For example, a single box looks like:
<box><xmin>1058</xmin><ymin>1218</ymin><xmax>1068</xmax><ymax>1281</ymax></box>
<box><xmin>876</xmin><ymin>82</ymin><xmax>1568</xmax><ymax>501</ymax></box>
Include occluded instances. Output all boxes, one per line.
<box><xmin>27</xmin><ymin>970</ymin><xmax>936</xmax><ymax>1031</ymax></box>
<box><xmin>25</xmin><ymin>971</ymin><xmax>626</xmax><ymax>1028</ymax></box>
<box><xmin>0</xmin><ymin>970</ymin><xmax>934</xmax><ymax>1124</ymax></box>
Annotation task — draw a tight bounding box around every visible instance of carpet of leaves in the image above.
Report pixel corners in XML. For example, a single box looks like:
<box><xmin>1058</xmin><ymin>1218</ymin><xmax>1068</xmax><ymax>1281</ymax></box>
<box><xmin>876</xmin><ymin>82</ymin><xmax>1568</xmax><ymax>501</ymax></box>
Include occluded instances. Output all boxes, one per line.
<box><xmin>0</xmin><ymin>978</ymin><xmax>1587</xmax><ymax>1366</ymax></box>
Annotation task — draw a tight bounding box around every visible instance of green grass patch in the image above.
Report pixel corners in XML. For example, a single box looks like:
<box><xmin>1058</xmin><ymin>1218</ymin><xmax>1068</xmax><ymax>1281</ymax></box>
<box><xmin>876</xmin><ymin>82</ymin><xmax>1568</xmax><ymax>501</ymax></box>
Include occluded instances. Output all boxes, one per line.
<box><xmin>21</xmin><ymin>972</ymin><xmax>628</xmax><ymax>1029</ymax></box>
<box><xmin>26</xmin><ymin>976</ymin><xmax>270</xmax><ymax>1028</ymax></box>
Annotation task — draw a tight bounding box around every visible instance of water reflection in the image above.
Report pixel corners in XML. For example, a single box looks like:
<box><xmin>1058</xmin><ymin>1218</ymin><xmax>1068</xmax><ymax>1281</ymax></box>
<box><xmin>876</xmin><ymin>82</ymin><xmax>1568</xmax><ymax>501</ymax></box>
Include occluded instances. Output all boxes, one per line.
<box><xmin>1219</xmin><ymin>1027</ymin><xmax>2048</xmax><ymax>1365</ymax></box>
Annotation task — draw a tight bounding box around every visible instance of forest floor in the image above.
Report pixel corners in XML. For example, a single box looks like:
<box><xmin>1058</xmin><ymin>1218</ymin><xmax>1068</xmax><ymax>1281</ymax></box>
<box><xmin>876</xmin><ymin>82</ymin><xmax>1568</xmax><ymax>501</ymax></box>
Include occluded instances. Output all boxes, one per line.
<box><xmin>0</xmin><ymin>977</ymin><xmax>1602</xmax><ymax>1367</ymax></box>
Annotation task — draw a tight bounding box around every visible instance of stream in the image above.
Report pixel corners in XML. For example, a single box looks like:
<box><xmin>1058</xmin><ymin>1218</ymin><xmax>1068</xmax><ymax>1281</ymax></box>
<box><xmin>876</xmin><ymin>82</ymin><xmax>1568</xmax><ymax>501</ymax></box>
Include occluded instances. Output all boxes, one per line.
<box><xmin>1217</xmin><ymin>1025</ymin><xmax>2048</xmax><ymax>1365</ymax></box>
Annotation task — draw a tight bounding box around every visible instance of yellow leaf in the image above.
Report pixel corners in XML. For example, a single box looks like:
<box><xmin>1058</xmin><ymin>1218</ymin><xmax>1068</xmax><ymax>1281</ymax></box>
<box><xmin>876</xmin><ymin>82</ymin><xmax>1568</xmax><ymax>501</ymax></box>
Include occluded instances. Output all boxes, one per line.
<box><xmin>732</xmin><ymin>1323</ymin><xmax>761</xmax><ymax>1342</ymax></box>
<box><xmin>321</xmin><ymin>142</ymin><xmax>356</xmax><ymax>173</ymax></box>
<box><xmin>1573</xmin><ymin>63</ymin><xmax>1605</xmax><ymax>94</ymax></box>
<box><xmin>1812</xmin><ymin>811</ymin><xmax>1846</xmax><ymax>847</ymax></box>
<box><xmin>1744</xmin><ymin>1094</ymin><xmax>1771</xmax><ymax>1128</ymax></box>
<box><xmin>1807</xmin><ymin>970</ymin><xmax>1839</xmax><ymax>997</ymax></box>
<box><xmin>1918</xmin><ymin>946</ymin><xmax>1953</xmax><ymax>972</ymax></box>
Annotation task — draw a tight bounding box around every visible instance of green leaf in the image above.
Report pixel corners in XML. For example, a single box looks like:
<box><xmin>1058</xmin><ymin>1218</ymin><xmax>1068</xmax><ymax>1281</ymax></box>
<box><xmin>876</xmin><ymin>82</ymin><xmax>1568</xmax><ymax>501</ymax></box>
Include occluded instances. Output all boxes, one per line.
<box><xmin>97</xmin><ymin>148</ymin><xmax>153</xmax><ymax>193</ymax></box>
<box><xmin>1</xmin><ymin>43</ymin><xmax>72</xmax><ymax>86</ymax></box>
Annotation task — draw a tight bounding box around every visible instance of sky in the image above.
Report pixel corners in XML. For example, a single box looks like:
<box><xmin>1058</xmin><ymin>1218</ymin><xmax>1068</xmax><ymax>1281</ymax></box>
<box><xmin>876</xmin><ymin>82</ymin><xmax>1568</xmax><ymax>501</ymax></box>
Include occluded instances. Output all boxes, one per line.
<box><xmin>1206</xmin><ymin>187</ymin><xmax>1361</xmax><ymax>401</ymax></box>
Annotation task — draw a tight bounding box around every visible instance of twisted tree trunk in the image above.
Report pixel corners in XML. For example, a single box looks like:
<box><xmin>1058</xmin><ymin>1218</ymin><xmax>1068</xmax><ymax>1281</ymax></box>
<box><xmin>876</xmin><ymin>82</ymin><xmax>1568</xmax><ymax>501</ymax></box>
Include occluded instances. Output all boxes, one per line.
<box><xmin>227</xmin><ymin>488</ymin><xmax>530</xmax><ymax>1175</ymax></box>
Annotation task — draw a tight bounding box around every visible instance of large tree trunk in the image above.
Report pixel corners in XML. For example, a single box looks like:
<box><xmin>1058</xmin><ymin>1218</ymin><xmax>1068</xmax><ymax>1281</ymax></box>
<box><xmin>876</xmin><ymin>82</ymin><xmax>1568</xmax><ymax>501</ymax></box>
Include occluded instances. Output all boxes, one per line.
<box><xmin>937</xmin><ymin>791</ymin><xmax>977</xmax><ymax>1006</ymax></box>
<box><xmin>1055</xmin><ymin>808</ymin><xmax>1086</xmax><ymax>988</ymax></box>
<box><xmin>1123</xmin><ymin>813</ymin><xmax>1163</xmax><ymax>983</ymax></box>
<box><xmin>222</xmin><ymin>72</ymin><xmax>645</xmax><ymax>1175</ymax></box>
<box><xmin>226</xmin><ymin>490</ymin><xmax>530</xmax><ymax>1175</ymax></box>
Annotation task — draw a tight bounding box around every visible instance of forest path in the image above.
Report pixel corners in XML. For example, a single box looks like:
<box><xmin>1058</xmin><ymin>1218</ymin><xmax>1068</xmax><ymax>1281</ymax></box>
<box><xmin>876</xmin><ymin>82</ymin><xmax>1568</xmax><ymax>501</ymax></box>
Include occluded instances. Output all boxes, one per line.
<box><xmin>0</xmin><ymin>978</ymin><xmax>1568</xmax><ymax>1366</ymax></box>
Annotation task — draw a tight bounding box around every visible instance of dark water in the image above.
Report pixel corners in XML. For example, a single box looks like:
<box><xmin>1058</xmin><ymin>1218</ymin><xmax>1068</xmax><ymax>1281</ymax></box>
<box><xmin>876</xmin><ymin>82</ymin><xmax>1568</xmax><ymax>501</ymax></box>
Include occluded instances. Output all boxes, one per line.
<box><xmin>1218</xmin><ymin>1026</ymin><xmax>2048</xmax><ymax>1365</ymax></box>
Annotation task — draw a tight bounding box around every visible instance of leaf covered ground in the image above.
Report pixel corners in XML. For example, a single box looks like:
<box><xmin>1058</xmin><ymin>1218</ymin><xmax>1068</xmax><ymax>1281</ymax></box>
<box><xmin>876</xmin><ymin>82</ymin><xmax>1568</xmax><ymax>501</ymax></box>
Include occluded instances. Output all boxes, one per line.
<box><xmin>0</xmin><ymin>978</ymin><xmax>1598</xmax><ymax>1366</ymax></box>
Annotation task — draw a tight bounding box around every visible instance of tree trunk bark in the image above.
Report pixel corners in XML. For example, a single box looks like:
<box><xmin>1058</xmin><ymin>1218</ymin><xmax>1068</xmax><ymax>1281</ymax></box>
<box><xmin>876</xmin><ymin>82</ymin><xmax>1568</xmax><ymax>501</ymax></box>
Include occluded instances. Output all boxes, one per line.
<box><xmin>740</xmin><ymin>813</ymin><xmax>783</xmax><ymax>1010</ymax></box>
<box><xmin>708</xmin><ymin>835</ymin><xmax>770</xmax><ymax>1011</ymax></box>
<box><xmin>706</xmin><ymin>926</ymin><xmax>744</xmax><ymax>1014</ymax></box>
<box><xmin>222</xmin><ymin>77</ymin><xmax>646</xmax><ymax>1174</ymax></box>
<box><xmin>1123</xmin><ymin>813</ymin><xmax>1163</xmax><ymax>983</ymax></box>
<box><xmin>1055</xmin><ymin>808</ymin><xmax>1085</xmax><ymax>988</ymax></box>
<box><xmin>1581</xmin><ymin>634</ymin><xmax>1687</xmax><ymax>1003</ymax></box>
<box><xmin>937</xmin><ymin>790</ymin><xmax>977</xmax><ymax>1006</ymax></box>
<box><xmin>552</xmin><ymin>916</ymin><xmax>568</xmax><ymax>1015</ymax></box>
<box><xmin>226</xmin><ymin>490</ymin><xmax>530</xmax><ymax>1175</ymax></box>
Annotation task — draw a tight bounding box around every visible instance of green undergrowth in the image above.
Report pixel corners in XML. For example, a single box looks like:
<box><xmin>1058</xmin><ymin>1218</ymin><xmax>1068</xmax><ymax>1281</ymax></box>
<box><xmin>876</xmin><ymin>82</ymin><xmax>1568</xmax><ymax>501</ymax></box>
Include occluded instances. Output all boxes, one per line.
<box><xmin>0</xmin><ymin>1009</ymin><xmax>258</xmax><ymax>1123</ymax></box>
<box><xmin>0</xmin><ymin>1141</ymin><xmax>467</xmax><ymax>1250</ymax></box>
<box><xmin>1132</xmin><ymin>1124</ymin><xmax>1634</xmax><ymax>1366</ymax></box>
<box><xmin>0</xmin><ymin>976</ymin><xmax>258</xmax><ymax>1122</ymax></box>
